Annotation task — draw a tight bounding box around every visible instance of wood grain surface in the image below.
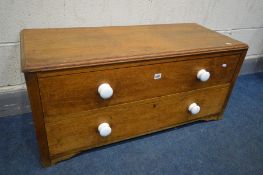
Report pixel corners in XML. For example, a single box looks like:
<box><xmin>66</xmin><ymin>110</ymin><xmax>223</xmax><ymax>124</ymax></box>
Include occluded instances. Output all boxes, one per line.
<box><xmin>45</xmin><ymin>84</ymin><xmax>230</xmax><ymax>157</ymax></box>
<box><xmin>21</xmin><ymin>23</ymin><xmax>248</xmax><ymax>72</ymax></box>
<box><xmin>24</xmin><ymin>73</ymin><xmax>51</xmax><ymax>166</ymax></box>
<box><xmin>38</xmin><ymin>54</ymin><xmax>239</xmax><ymax>116</ymax></box>
<box><xmin>21</xmin><ymin>24</ymin><xmax>248</xmax><ymax>166</ymax></box>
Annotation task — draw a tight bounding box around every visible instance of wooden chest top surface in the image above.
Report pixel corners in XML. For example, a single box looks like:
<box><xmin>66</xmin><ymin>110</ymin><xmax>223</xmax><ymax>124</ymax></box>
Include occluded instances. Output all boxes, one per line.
<box><xmin>21</xmin><ymin>23</ymin><xmax>247</xmax><ymax>72</ymax></box>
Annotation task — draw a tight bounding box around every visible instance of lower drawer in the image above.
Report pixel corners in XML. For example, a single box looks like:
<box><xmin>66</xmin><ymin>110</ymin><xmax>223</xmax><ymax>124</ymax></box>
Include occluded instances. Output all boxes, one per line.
<box><xmin>45</xmin><ymin>84</ymin><xmax>230</xmax><ymax>158</ymax></box>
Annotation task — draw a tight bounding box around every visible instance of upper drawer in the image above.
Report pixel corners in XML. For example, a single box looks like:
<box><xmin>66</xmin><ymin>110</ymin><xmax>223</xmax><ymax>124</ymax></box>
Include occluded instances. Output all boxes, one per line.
<box><xmin>39</xmin><ymin>54</ymin><xmax>240</xmax><ymax>116</ymax></box>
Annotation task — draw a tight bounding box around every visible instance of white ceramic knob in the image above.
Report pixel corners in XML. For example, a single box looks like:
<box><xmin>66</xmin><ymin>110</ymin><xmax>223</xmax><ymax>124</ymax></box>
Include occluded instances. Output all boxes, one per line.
<box><xmin>197</xmin><ymin>69</ymin><xmax>210</xmax><ymax>82</ymax></box>
<box><xmin>98</xmin><ymin>83</ymin><xmax>113</xmax><ymax>99</ymax></box>
<box><xmin>188</xmin><ymin>103</ymin><xmax>201</xmax><ymax>115</ymax></box>
<box><xmin>98</xmin><ymin>123</ymin><xmax>112</xmax><ymax>137</ymax></box>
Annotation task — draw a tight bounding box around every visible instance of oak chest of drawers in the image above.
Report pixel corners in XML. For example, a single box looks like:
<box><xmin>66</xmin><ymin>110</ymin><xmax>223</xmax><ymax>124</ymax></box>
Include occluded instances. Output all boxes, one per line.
<box><xmin>21</xmin><ymin>23</ymin><xmax>248</xmax><ymax>166</ymax></box>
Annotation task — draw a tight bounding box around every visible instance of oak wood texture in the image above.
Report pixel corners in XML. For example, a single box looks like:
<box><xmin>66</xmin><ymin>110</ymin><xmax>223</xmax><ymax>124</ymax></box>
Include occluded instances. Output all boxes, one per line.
<box><xmin>217</xmin><ymin>49</ymin><xmax>248</xmax><ymax>118</ymax></box>
<box><xmin>45</xmin><ymin>84</ymin><xmax>230</xmax><ymax>158</ymax></box>
<box><xmin>50</xmin><ymin>113</ymin><xmax>223</xmax><ymax>164</ymax></box>
<box><xmin>21</xmin><ymin>23</ymin><xmax>247</xmax><ymax>72</ymax></box>
<box><xmin>38</xmin><ymin>54</ymin><xmax>240</xmax><ymax>116</ymax></box>
<box><xmin>37</xmin><ymin>50</ymin><xmax>244</xmax><ymax>78</ymax></box>
<box><xmin>24</xmin><ymin>73</ymin><xmax>51</xmax><ymax>166</ymax></box>
<box><xmin>20</xmin><ymin>23</ymin><xmax>248</xmax><ymax>166</ymax></box>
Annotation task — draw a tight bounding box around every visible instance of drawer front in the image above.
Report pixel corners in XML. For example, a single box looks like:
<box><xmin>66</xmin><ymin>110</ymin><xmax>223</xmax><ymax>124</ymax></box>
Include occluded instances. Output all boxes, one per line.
<box><xmin>45</xmin><ymin>84</ymin><xmax>230</xmax><ymax>156</ymax></box>
<box><xmin>39</xmin><ymin>54</ymin><xmax>239</xmax><ymax>116</ymax></box>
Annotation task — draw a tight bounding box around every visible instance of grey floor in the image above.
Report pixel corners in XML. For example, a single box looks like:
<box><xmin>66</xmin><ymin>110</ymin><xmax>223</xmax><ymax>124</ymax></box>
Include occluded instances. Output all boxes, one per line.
<box><xmin>0</xmin><ymin>72</ymin><xmax>262</xmax><ymax>175</ymax></box>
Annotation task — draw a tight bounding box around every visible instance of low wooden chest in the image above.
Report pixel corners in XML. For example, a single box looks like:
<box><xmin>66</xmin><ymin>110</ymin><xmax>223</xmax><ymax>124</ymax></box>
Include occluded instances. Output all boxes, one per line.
<box><xmin>21</xmin><ymin>23</ymin><xmax>248</xmax><ymax>166</ymax></box>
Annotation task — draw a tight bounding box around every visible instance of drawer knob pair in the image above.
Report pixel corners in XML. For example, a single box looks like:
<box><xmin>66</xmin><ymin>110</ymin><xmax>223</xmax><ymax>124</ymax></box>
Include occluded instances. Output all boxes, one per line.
<box><xmin>98</xmin><ymin>123</ymin><xmax>112</xmax><ymax>137</ymax></box>
<box><xmin>98</xmin><ymin>83</ymin><xmax>113</xmax><ymax>99</ymax></box>
<box><xmin>97</xmin><ymin>103</ymin><xmax>201</xmax><ymax>138</ymax></box>
<box><xmin>97</xmin><ymin>69</ymin><xmax>210</xmax><ymax>100</ymax></box>
<box><xmin>188</xmin><ymin>103</ymin><xmax>201</xmax><ymax>115</ymax></box>
<box><xmin>197</xmin><ymin>69</ymin><xmax>210</xmax><ymax>82</ymax></box>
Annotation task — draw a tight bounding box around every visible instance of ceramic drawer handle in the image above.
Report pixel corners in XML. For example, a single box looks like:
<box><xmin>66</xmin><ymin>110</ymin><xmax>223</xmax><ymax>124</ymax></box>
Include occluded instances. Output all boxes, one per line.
<box><xmin>188</xmin><ymin>103</ymin><xmax>201</xmax><ymax>115</ymax></box>
<box><xmin>197</xmin><ymin>69</ymin><xmax>210</xmax><ymax>82</ymax></box>
<box><xmin>98</xmin><ymin>123</ymin><xmax>112</xmax><ymax>137</ymax></box>
<box><xmin>98</xmin><ymin>83</ymin><xmax>113</xmax><ymax>99</ymax></box>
